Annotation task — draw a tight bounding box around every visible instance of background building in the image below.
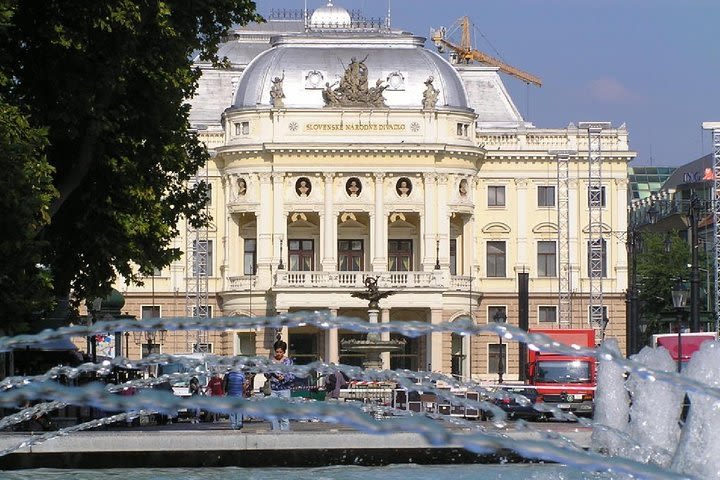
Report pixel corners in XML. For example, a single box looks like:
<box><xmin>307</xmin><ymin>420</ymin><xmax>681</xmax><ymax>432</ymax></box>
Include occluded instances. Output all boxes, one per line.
<box><xmin>117</xmin><ymin>3</ymin><xmax>634</xmax><ymax>381</ymax></box>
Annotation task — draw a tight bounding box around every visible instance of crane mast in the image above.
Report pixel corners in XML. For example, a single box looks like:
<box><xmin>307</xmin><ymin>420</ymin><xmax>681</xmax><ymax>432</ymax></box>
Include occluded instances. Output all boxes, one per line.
<box><xmin>431</xmin><ymin>16</ymin><xmax>542</xmax><ymax>87</ymax></box>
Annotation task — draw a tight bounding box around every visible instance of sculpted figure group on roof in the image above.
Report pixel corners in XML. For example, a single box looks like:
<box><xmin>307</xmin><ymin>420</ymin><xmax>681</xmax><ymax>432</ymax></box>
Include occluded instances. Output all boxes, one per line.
<box><xmin>323</xmin><ymin>56</ymin><xmax>387</xmax><ymax>108</ymax></box>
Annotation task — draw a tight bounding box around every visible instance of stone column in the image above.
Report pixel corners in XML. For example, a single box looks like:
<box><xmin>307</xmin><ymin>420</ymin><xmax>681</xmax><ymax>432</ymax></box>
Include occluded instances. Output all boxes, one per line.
<box><xmin>321</xmin><ymin>173</ymin><xmax>336</xmax><ymax>271</ymax></box>
<box><xmin>325</xmin><ymin>308</ymin><xmax>339</xmax><ymax>364</ymax></box>
<box><xmin>515</xmin><ymin>178</ymin><xmax>529</xmax><ymax>268</ymax></box>
<box><xmin>615</xmin><ymin>178</ymin><xmax>629</xmax><ymax>290</ymax></box>
<box><xmin>272</xmin><ymin>172</ymin><xmax>286</xmax><ymax>265</ymax></box>
<box><xmin>256</xmin><ymin>173</ymin><xmax>274</xmax><ymax>285</ymax></box>
<box><xmin>422</xmin><ymin>173</ymin><xmax>437</xmax><ymax>271</ymax></box>
<box><xmin>436</xmin><ymin>175</ymin><xmax>450</xmax><ymax>269</ymax></box>
<box><xmin>427</xmin><ymin>309</ymin><xmax>443</xmax><ymax>372</ymax></box>
<box><xmin>380</xmin><ymin>308</ymin><xmax>391</xmax><ymax>370</ymax></box>
<box><xmin>372</xmin><ymin>173</ymin><xmax>387</xmax><ymax>271</ymax></box>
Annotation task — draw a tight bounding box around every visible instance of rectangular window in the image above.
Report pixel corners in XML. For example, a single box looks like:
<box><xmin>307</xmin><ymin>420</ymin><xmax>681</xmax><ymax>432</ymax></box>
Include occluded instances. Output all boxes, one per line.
<box><xmin>192</xmin><ymin>240</ymin><xmax>213</xmax><ymax>276</ymax></box>
<box><xmin>488</xmin><ymin>343</ymin><xmax>507</xmax><ymax>375</ymax></box>
<box><xmin>449</xmin><ymin>239</ymin><xmax>457</xmax><ymax>275</ymax></box>
<box><xmin>587</xmin><ymin>239</ymin><xmax>607</xmax><ymax>278</ymax></box>
<box><xmin>537</xmin><ymin>186</ymin><xmax>555</xmax><ymax>207</ymax></box>
<box><xmin>537</xmin><ymin>241</ymin><xmax>557</xmax><ymax>277</ymax></box>
<box><xmin>338</xmin><ymin>239</ymin><xmax>364</xmax><ymax>271</ymax></box>
<box><xmin>488</xmin><ymin>185</ymin><xmax>505</xmax><ymax>207</ymax></box>
<box><xmin>241</xmin><ymin>121</ymin><xmax>249</xmax><ymax>135</ymax></box>
<box><xmin>191</xmin><ymin>305</ymin><xmax>212</xmax><ymax>318</ymax></box>
<box><xmin>588</xmin><ymin>185</ymin><xmax>606</xmax><ymax>207</ymax></box>
<box><xmin>388</xmin><ymin>239</ymin><xmax>413</xmax><ymax>271</ymax></box>
<box><xmin>236</xmin><ymin>332</ymin><xmax>256</xmax><ymax>356</ymax></box>
<box><xmin>234</xmin><ymin>123</ymin><xmax>241</xmax><ymax>135</ymax></box>
<box><xmin>488</xmin><ymin>305</ymin><xmax>507</xmax><ymax>323</ymax></box>
<box><xmin>141</xmin><ymin>343</ymin><xmax>161</xmax><ymax>358</ymax></box>
<box><xmin>486</xmin><ymin>241</ymin><xmax>506</xmax><ymax>277</ymax></box>
<box><xmin>289</xmin><ymin>239</ymin><xmax>314</xmax><ymax>271</ymax></box>
<box><xmin>289</xmin><ymin>333</ymin><xmax>318</xmax><ymax>366</ymax></box>
<box><xmin>193</xmin><ymin>343</ymin><xmax>213</xmax><ymax>353</ymax></box>
<box><xmin>243</xmin><ymin>239</ymin><xmax>257</xmax><ymax>275</ymax></box>
<box><xmin>141</xmin><ymin>305</ymin><xmax>161</xmax><ymax>319</ymax></box>
<box><xmin>457</xmin><ymin>123</ymin><xmax>463</xmax><ymax>136</ymax></box>
<box><xmin>463</xmin><ymin>124</ymin><xmax>469</xmax><ymax>136</ymax></box>
<box><xmin>538</xmin><ymin>306</ymin><xmax>557</xmax><ymax>323</ymax></box>
<box><xmin>589</xmin><ymin>305</ymin><xmax>608</xmax><ymax>326</ymax></box>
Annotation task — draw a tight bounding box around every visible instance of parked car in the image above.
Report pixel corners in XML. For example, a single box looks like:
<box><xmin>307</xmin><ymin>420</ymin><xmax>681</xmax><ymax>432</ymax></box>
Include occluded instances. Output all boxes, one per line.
<box><xmin>486</xmin><ymin>386</ymin><xmax>547</xmax><ymax>421</ymax></box>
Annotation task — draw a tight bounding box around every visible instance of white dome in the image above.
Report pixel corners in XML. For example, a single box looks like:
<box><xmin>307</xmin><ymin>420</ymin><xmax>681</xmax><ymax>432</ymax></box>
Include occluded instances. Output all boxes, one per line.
<box><xmin>232</xmin><ymin>34</ymin><xmax>470</xmax><ymax>110</ymax></box>
<box><xmin>310</xmin><ymin>1</ymin><xmax>352</xmax><ymax>29</ymax></box>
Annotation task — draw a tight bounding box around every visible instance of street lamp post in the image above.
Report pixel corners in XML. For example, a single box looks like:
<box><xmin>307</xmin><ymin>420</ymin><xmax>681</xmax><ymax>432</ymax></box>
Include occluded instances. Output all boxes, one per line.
<box><xmin>689</xmin><ymin>195</ymin><xmax>701</xmax><ymax>333</ymax></box>
<box><xmin>626</xmin><ymin>228</ymin><xmax>640</xmax><ymax>355</ymax></box>
<box><xmin>493</xmin><ymin>310</ymin><xmax>507</xmax><ymax>384</ymax></box>
<box><xmin>671</xmin><ymin>280</ymin><xmax>689</xmax><ymax>373</ymax></box>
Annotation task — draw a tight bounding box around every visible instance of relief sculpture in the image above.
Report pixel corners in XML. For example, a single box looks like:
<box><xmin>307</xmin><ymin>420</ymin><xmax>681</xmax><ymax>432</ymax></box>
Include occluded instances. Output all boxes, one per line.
<box><xmin>322</xmin><ymin>56</ymin><xmax>387</xmax><ymax>108</ymax></box>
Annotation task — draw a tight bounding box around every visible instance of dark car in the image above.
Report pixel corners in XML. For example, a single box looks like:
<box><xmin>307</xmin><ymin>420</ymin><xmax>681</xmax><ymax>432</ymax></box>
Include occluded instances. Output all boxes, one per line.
<box><xmin>486</xmin><ymin>386</ymin><xmax>547</xmax><ymax>421</ymax></box>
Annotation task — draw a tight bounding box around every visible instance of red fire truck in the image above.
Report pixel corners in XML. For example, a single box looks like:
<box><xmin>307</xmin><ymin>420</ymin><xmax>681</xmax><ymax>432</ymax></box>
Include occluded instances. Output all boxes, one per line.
<box><xmin>526</xmin><ymin>328</ymin><xmax>596</xmax><ymax>417</ymax></box>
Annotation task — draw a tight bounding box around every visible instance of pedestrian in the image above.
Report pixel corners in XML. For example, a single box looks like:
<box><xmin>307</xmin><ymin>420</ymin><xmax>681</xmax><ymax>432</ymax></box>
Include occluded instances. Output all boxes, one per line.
<box><xmin>324</xmin><ymin>367</ymin><xmax>350</xmax><ymax>400</ymax></box>
<box><xmin>206</xmin><ymin>373</ymin><xmax>225</xmax><ymax>422</ymax></box>
<box><xmin>264</xmin><ymin>339</ymin><xmax>295</xmax><ymax>431</ymax></box>
<box><xmin>153</xmin><ymin>377</ymin><xmax>175</xmax><ymax>425</ymax></box>
<box><xmin>223</xmin><ymin>368</ymin><xmax>245</xmax><ymax>430</ymax></box>
<box><xmin>188</xmin><ymin>376</ymin><xmax>203</xmax><ymax>424</ymax></box>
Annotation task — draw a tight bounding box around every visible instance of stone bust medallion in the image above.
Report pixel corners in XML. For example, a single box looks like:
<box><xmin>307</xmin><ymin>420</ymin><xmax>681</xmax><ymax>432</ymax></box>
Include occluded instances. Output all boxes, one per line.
<box><xmin>396</xmin><ymin>177</ymin><xmax>412</xmax><ymax>197</ymax></box>
<box><xmin>346</xmin><ymin>177</ymin><xmax>362</xmax><ymax>197</ymax></box>
<box><xmin>296</xmin><ymin>177</ymin><xmax>312</xmax><ymax>197</ymax></box>
<box><xmin>459</xmin><ymin>179</ymin><xmax>468</xmax><ymax>197</ymax></box>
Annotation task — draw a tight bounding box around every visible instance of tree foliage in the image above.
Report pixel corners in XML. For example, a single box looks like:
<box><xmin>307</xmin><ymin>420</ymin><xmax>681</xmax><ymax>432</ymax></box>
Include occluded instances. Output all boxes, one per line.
<box><xmin>0</xmin><ymin>0</ymin><xmax>261</xmax><ymax>329</ymax></box>
<box><xmin>635</xmin><ymin>232</ymin><xmax>694</xmax><ymax>336</ymax></box>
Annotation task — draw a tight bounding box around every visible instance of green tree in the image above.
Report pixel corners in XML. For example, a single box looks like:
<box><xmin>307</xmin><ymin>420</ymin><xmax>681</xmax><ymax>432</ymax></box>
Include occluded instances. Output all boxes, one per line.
<box><xmin>635</xmin><ymin>232</ymin><xmax>694</xmax><ymax>339</ymax></box>
<box><xmin>0</xmin><ymin>1</ymin><xmax>57</xmax><ymax>334</ymax></box>
<box><xmin>0</xmin><ymin>0</ymin><xmax>261</xmax><ymax>330</ymax></box>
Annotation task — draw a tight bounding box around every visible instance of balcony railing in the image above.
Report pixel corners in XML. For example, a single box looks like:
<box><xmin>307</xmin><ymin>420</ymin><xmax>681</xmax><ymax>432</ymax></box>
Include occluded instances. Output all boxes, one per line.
<box><xmin>275</xmin><ymin>271</ymin><xmax>441</xmax><ymax>289</ymax></box>
<box><xmin>225</xmin><ymin>272</ymin><xmax>480</xmax><ymax>292</ymax></box>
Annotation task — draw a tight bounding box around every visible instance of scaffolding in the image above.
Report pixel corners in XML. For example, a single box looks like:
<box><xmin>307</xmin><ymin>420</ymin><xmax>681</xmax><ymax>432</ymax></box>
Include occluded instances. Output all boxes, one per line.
<box><xmin>703</xmin><ymin>122</ymin><xmax>720</xmax><ymax>335</ymax></box>
<box><xmin>579</xmin><ymin>122</ymin><xmax>611</xmax><ymax>336</ymax></box>
<box><xmin>185</xmin><ymin>159</ymin><xmax>211</xmax><ymax>354</ymax></box>
<box><xmin>552</xmin><ymin>150</ymin><xmax>575</xmax><ymax>327</ymax></box>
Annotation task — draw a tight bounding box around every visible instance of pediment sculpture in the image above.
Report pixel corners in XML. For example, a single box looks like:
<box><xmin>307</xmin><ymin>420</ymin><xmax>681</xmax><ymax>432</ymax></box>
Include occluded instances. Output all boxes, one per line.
<box><xmin>323</xmin><ymin>56</ymin><xmax>387</xmax><ymax>108</ymax></box>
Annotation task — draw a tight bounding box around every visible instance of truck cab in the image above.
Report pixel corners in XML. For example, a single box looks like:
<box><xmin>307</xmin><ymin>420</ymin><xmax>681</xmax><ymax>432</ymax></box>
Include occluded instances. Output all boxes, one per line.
<box><xmin>652</xmin><ymin>332</ymin><xmax>716</xmax><ymax>370</ymax></box>
<box><xmin>527</xmin><ymin>329</ymin><xmax>596</xmax><ymax>417</ymax></box>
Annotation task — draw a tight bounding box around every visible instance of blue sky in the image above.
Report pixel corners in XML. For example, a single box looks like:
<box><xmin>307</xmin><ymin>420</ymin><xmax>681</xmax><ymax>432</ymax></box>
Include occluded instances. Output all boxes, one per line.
<box><xmin>253</xmin><ymin>0</ymin><xmax>719</xmax><ymax>167</ymax></box>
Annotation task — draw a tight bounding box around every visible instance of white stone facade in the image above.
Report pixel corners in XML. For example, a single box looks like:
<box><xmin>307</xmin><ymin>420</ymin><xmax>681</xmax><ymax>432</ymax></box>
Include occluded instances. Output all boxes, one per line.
<box><xmin>119</xmin><ymin>9</ymin><xmax>634</xmax><ymax>381</ymax></box>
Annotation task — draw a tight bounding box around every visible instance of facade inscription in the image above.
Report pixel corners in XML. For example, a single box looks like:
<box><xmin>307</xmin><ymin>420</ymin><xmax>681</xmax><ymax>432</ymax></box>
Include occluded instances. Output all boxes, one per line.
<box><xmin>303</xmin><ymin>122</ymin><xmax>407</xmax><ymax>132</ymax></box>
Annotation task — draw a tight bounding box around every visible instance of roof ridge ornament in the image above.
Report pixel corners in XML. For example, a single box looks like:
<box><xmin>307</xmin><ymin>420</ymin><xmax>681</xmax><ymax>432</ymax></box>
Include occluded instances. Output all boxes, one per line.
<box><xmin>322</xmin><ymin>56</ymin><xmax>388</xmax><ymax>108</ymax></box>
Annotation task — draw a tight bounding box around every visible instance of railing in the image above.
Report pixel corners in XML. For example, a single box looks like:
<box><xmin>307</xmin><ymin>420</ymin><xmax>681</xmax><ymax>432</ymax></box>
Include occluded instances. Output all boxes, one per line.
<box><xmin>274</xmin><ymin>271</ymin><xmax>442</xmax><ymax>289</ymax></box>
<box><xmin>225</xmin><ymin>272</ymin><xmax>476</xmax><ymax>291</ymax></box>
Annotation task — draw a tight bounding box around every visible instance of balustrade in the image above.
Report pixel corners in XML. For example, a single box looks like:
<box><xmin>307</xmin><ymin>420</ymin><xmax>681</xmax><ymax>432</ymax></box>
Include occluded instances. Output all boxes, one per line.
<box><xmin>225</xmin><ymin>270</ymin><xmax>461</xmax><ymax>290</ymax></box>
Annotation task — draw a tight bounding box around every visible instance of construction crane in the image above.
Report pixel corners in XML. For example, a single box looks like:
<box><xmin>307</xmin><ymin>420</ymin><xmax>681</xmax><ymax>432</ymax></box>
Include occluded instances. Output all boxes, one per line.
<box><xmin>431</xmin><ymin>16</ymin><xmax>542</xmax><ymax>87</ymax></box>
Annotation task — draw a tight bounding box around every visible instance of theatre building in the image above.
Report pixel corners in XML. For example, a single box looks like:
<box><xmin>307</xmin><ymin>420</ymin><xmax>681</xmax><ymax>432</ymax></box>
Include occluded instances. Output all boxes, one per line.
<box><xmin>118</xmin><ymin>3</ymin><xmax>634</xmax><ymax>380</ymax></box>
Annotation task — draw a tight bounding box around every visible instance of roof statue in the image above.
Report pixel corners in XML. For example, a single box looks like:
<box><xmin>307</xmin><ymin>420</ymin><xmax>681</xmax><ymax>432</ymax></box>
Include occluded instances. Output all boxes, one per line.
<box><xmin>322</xmin><ymin>56</ymin><xmax>387</xmax><ymax>108</ymax></box>
<box><xmin>270</xmin><ymin>72</ymin><xmax>285</xmax><ymax>108</ymax></box>
<box><xmin>422</xmin><ymin>76</ymin><xmax>439</xmax><ymax>109</ymax></box>
<box><xmin>351</xmin><ymin>276</ymin><xmax>396</xmax><ymax>309</ymax></box>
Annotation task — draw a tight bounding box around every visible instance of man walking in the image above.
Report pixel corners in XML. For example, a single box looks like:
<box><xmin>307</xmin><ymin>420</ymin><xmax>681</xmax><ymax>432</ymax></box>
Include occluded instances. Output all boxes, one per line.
<box><xmin>223</xmin><ymin>368</ymin><xmax>245</xmax><ymax>430</ymax></box>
